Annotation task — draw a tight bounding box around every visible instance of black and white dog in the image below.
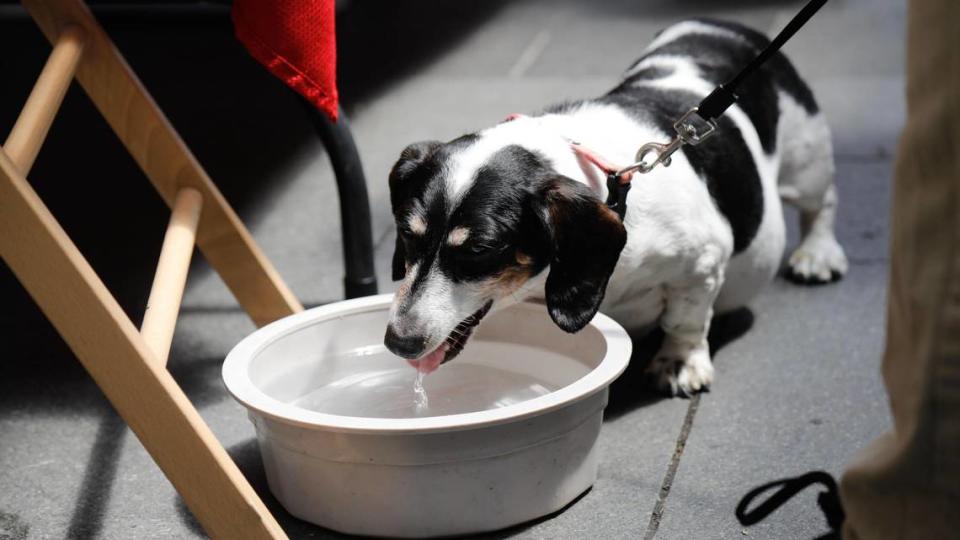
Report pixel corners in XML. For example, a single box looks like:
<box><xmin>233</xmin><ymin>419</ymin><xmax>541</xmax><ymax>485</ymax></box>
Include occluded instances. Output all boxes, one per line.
<box><xmin>384</xmin><ymin>19</ymin><xmax>847</xmax><ymax>396</ymax></box>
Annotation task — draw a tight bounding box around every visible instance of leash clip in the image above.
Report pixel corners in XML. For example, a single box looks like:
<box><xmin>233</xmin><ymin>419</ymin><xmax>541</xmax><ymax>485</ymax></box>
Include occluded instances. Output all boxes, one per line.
<box><xmin>615</xmin><ymin>107</ymin><xmax>719</xmax><ymax>177</ymax></box>
<box><xmin>617</xmin><ymin>137</ymin><xmax>683</xmax><ymax>176</ymax></box>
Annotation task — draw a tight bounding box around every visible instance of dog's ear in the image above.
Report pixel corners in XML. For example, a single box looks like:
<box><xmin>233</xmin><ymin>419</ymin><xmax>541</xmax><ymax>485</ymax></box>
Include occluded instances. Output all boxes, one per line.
<box><xmin>534</xmin><ymin>176</ymin><xmax>626</xmax><ymax>333</ymax></box>
<box><xmin>389</xmin><ymin>141</ymin><xmax>440</xmax><ymax>281</ymax></box>
<box><xmin>389</xmin><ymin>140</ymin><xmax>442</xmax><ymax>189</ymax></box>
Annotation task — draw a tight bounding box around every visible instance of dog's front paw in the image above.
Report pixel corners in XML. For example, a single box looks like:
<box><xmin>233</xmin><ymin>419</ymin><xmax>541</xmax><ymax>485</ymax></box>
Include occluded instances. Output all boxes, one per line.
<box><xmin>644</xmin><ymin>339</ymin><xmax>714</xmax><ymax>397</ymax></box>
<box><xmin>787</xmin><ymin>234</ymin><xmax>848</xmax><ymax>284</ymax></box>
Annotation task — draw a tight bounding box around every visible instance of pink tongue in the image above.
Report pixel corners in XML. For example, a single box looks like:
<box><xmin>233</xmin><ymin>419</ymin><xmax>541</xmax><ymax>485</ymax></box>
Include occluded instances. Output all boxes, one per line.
<box><xmin>406</xmin><ymin>342</ymin><xmax>449</xmax><ymax>374</ymax></box>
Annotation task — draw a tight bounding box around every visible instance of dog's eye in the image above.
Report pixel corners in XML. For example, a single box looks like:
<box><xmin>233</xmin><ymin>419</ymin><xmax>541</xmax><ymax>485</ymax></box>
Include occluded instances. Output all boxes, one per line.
<box><xmin>466</xmin><ymin>241</ymin><xmax>505</xmax><ymax>257</ymax></box>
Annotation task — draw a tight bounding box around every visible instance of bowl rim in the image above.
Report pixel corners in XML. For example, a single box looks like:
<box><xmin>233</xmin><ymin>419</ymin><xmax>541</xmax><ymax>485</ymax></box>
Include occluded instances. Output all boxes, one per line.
<box><xmin>222</xmin><ymin>294</ymin><xmax>631</xmax><ymax>434</ymax></box>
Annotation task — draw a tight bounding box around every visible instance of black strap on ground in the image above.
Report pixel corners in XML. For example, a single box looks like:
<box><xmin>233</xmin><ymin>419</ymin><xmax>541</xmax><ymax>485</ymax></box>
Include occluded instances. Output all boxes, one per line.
<box><xmin>697</xmin><ymin>0</ymin><xmax>829</xmax><ymax>121</ymax></box>
<box><xmin>735</xmin><ymin>470</ymin><xmax>845</xmax><ymax>535</ymax></box>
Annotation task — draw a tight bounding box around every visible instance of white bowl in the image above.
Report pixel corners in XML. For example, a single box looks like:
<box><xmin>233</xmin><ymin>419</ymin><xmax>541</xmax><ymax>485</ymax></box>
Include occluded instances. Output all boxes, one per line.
<box><xmin>222</xmin><ymin>294</ymin><xmax>630</xmax><ymax>538</ymax></box>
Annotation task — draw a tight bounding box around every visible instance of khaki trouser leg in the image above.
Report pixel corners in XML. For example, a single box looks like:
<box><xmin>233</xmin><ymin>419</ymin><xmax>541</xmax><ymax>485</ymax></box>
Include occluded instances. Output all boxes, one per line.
<box><xmin>839</xmin><ymin>1</ymin><xmax>960</xmax><ymax>538</ymax></box>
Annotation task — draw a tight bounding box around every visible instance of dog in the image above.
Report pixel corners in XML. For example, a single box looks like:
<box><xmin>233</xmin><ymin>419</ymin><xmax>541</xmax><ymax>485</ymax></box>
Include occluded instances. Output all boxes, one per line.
<box><xmin>383</xmin><ymin>18</ymin><xmax>848</xmax><ymax>396</ymax></box>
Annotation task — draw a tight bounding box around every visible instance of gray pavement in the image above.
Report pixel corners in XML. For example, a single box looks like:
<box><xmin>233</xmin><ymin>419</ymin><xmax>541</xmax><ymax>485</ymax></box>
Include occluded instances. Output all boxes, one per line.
<box><xmin>0</xmin><ymin>0</ymin><xmax>902</xmax><ymax>538</ymax></box>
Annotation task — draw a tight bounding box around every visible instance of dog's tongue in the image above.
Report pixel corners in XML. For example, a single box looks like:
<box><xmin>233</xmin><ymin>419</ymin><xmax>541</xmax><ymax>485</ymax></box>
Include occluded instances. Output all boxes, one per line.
<box><xmin>407</xmin><ymin>342</ymin><xmax>449</xmax><ymax>374</ymax></box>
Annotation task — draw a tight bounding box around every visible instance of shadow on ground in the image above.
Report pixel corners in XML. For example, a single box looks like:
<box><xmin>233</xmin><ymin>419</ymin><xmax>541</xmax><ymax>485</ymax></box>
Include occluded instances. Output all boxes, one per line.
<box><xmin>176</xmin><ymin>439</ymin><xmax>343</xmax><ymax>539</ymax></box>
<box><xmin>336</xmin><ymin>1</ymin><xmax>507</xmax><ymax>107</ymax></box>
<box><xmin>604</xmin><ymin>307</ymin><xmax>755</xmax><ymax>420</ymax></box>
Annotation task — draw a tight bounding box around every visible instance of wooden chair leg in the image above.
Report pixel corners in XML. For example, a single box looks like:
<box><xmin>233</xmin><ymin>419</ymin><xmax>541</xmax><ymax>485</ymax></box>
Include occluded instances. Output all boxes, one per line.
<box><xmin>3</xmin><ymin>24</ymin><xmax>84</xmax><ymax>174</ymax></box>
<box><xmin>141</xmin><ymin>187</ymin><xmax>204</xmax><ymax>365</ymax></box>
<box><xmin>0</xmin><ymin>151</ymin><xmax>287</xmax><ymax>539</ymax></box>
<box><xmin>22</xmin><ymin>0</ymin><xmax>304</xmax><ymax>326</ymax></box>
<box><xmin>2</xmin><ymin>1</ymin><xmax>306</xmax><ymax>537</ymax></box>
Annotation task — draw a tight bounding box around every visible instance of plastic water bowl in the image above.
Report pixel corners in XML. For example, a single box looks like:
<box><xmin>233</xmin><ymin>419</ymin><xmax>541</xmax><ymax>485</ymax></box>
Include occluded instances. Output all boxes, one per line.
<box><xmin>222</xmin><ymin>294</ymin><xmax>630</xmax><ymax>538</ymax></box>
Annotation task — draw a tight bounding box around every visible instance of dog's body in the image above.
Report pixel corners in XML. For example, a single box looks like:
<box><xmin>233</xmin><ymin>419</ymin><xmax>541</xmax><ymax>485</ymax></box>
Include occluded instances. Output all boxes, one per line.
<box><xmin>384</xmin><ymin>19</ymin><xmax>847</xmax><ymax>396</ymax></box>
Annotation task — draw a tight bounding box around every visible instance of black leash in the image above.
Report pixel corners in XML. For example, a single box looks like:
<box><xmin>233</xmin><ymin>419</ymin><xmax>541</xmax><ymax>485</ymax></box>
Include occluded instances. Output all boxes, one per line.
<box><xmin>606</xmin><ymin>0</ymin><xmax>829</xmax><ymax>220</ymax></box>
<box><xmin>698</xmin><ymin>0</ymin><xmax>829</xmax><ymax>121</ymax></box>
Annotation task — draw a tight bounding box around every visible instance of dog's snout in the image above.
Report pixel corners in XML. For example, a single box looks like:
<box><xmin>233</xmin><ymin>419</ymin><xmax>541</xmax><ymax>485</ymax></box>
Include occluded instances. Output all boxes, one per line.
<box><xmin>384</xmin><ymin>324</ymin><xmax>427</xmax><ymax>359</ymax></box>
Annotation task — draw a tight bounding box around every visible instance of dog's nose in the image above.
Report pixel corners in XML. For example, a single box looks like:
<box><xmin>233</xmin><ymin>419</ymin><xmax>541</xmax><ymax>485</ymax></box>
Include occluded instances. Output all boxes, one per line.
<box><xmin>384</xmin><ymin>324</ymin><xmax>427</xmax><ymax>359</ymax></box>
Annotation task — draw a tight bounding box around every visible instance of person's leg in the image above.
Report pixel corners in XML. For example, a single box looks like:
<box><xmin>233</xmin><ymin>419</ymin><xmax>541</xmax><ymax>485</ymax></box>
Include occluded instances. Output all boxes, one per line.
<box><xmin>839</xmin><ymin>1</ymin><xmax>960</xmax><ymax>538</ymax></box>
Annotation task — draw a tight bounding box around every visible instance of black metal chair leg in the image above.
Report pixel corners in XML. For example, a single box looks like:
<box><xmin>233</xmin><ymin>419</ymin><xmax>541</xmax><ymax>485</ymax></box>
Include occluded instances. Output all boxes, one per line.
<box><xmin>304</xmin><ymin>103</ymin><xmax>378</xmax><ymax>299</ymax></box>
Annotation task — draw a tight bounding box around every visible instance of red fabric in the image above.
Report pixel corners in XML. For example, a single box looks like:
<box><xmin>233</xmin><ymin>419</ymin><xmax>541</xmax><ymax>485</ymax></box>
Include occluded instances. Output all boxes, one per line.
<box><xmin>232</xmin><ymin>0</ymin><xmax>339</xmax><ymax>121</ymax></box>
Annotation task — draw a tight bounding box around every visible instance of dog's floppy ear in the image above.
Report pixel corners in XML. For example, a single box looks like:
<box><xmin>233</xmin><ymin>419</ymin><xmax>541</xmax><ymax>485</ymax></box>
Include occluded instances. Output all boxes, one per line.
<box><xmin>389</xmin><ymin>140</ymin><xmax>442</xmax><ymax>190</ymax></box>
<box><xmin>389</xmin><ymin>141</ymin><xmax>441</xmax><ymax>281</ymax></box>
<box><xmin>535</xmin><ymin>175</ymin><xmax>626</xmax><ymax>333</ymax></box>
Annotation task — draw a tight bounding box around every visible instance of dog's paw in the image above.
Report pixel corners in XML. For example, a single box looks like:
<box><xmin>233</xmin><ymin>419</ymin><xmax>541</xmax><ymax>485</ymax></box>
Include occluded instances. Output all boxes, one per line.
<box><xmin>787</xmin><ymin>234</ymin><xmax>848</xmax><ymax>284</ymax></box>
<box><xmin>644</xmin><ymin>340</ymin><xmax>714</xmax><ymax>397</ymax></box>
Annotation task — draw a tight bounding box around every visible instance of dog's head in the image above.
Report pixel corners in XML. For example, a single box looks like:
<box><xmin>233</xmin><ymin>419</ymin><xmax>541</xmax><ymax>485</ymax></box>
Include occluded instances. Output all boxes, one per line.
<box><xmin>385</xmin><ymin>134</ymin><xmax>626</xmax><ymax>371</ymax></box>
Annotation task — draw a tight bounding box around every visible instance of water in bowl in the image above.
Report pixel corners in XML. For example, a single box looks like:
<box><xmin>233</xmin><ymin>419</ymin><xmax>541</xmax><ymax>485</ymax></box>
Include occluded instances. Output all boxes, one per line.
<box><xmin>291</xmin><ymin>347</ymin><xmax>559</xmax><ymax>418</ymax></box>
<box><xmin>413</xmin><ymin>370</ymin><xmax>429</xmax><ymax>410</ymax></box>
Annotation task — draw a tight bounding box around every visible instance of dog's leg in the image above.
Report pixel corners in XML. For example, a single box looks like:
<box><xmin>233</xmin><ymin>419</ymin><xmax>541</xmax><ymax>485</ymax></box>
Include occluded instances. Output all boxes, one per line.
<box><xmin>779</xmin><ymin>114</ymin><xmax>849</xmax><ymax>283</ymax></box>
<box><xmin>787</xmin><ymin>183</ymin><xmax>848</xmax><ymax>283</ymax></box>
<box><xmin>644</xmin><ymin>265</ymin><xmax>724</xmax><ymax>396</ymax></box>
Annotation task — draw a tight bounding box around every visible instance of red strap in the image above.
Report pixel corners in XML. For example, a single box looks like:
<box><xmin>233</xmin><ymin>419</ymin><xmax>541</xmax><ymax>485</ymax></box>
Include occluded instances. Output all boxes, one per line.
<box><xmin>569</xmin><ymin>143</ymin><xmax>633</xmax><ymax>184</ymax></box>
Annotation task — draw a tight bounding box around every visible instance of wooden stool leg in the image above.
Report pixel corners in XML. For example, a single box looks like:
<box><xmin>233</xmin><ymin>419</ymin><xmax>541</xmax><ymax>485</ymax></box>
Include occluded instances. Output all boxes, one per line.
<box><xmin>0</xmin><ymin>151</ymin><xmax>287</xmax><ymax>539</ymax></box>
<box><xmin>3</xmin><ymin>24</ymin><xmax>84</xmax><ymax>174</ymax></box>
<box><xmin>141</xmin><ymin>187</ymin><xmax>204</xmax><ymax>365</ymax></box>
<box><xmin>5</xmin><ymin>1</ymin><xmax>310</xmax><ymax>536</ymax></box>
<box><xmin>23</xmin><ymin>0</ymin><xmax>304</xmax><ymax>327</ymax></box>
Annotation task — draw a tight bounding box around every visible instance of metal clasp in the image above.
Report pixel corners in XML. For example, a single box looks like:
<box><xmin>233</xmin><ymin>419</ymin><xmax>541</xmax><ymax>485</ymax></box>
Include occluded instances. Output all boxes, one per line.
<box><xmin>614</xmin><ymin>107</ymin><xmax>720</xmax><ymax>177</ymax></box>
<box><xmin>617</xmin><ymin>138</ymin><xmax>683</xmax><ymax>176</ymax></box>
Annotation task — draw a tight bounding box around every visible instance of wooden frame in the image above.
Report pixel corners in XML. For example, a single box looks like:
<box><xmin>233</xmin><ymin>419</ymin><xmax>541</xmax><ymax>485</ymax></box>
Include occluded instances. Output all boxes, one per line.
<box><xmin>0</xmin><ymin>1</ymin><xmax>303</xmax><ymax>538</ymax></box>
